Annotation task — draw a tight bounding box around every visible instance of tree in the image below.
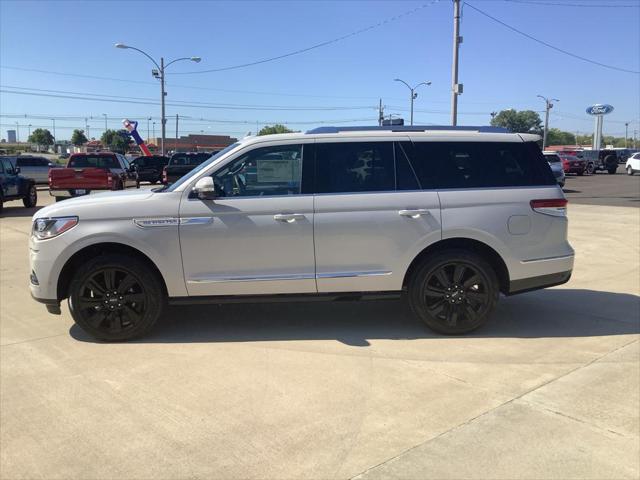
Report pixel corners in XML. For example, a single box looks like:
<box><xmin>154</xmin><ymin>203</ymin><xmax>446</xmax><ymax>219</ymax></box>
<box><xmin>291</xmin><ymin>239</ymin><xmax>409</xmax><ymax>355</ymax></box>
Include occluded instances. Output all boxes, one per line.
<box><xmin>101</xmin><ymin>129</ymin><xmax>130</xmax><ymax>154</ymax></box>
<box><xmin>490</xmin><ymin>110</ymin><xmax>542</xmax><ymax>134</ymax></box>
<box><xmin>546</xmin><ymin>128</ymin><xmax>577</xmax><ymax>146</ymax></box>
<box><xmin>258</xmin><ymin>124</ymin><xmax>293</xmax><ymax>136</ymax></box>
<box><xmin>71</xmin><ymin>129</ymin><xmax>88</xmax><ymax>146</ymax></box>
<box><xmin>28</xmin><ymin>128</ymin><xmax>55</xmax><ymax>147</ymax></box>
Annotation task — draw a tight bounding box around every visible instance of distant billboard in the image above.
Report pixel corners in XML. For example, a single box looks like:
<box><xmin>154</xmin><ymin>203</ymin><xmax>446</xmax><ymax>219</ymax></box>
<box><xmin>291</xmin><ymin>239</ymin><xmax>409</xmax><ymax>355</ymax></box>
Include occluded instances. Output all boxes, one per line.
<box><xmin>586</xmin><ymin>104</ymin><xmax>614</xmax><ymax>116</ymax></box>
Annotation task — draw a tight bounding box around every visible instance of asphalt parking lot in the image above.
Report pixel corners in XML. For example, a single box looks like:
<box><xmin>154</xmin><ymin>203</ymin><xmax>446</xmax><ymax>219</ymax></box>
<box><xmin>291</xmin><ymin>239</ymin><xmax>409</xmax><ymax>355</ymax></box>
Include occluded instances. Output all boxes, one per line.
<box><xmin>1</xmin><ymin>176</ymin><xmax>639</xmax><ymax>479</ymax></box>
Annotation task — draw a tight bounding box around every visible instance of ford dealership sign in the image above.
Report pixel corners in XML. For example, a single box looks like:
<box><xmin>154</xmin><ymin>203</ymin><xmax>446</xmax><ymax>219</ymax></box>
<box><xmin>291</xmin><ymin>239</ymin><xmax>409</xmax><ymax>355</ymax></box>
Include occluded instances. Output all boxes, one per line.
<box><xmin>586</xmin><ymin>104</ymin><xmax>614</xmax><ymax>115</ymax></box>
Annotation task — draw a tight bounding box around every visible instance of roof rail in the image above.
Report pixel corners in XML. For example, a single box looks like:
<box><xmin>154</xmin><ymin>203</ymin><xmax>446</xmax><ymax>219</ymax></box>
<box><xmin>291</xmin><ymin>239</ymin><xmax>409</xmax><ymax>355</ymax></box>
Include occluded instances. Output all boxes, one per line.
<box><xmin>305</xmin><ymin>125</ymin><xmax>510</xmax><ymax>134</ymax></box>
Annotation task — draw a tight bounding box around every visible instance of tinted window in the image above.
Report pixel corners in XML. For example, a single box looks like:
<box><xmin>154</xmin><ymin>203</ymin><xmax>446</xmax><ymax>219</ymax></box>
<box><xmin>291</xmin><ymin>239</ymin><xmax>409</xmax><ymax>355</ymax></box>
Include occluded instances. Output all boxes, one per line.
<box><xmin>68</xmin><ymin>155</ymin><xmax>119</xmax><ymax>169</ymax></box>
<box><xmin>2</xmin><ymin>159</ymin><xmax>15</xmax><ymax>174</ymax></box>
<box><xmin>410</xmin><ymin>141</ymin><xmax>555</xmax><ymax>188</ymax></box>
<box><xmin>395</xmin><ymin>142</ymin><xmax>421</xmax><ymax>190</ymax></box>
<box><xmin>315</xmin><ymin>142</ymin><xmax>395</xmax><ymax>193</ymax></box>
<box><xmin>171</xmin><ymin>153</ymin><xmax>211</xmax><ymax>166</ymax></box>
<box><xmin>212</xmin><ymin>144</ymin><xmax>303</xmax><ymax>197</ymax></box>
<box><xmin>544</xmin><ymin>154</ymin><xmax>561</xmax><ymax>163</ymax></box>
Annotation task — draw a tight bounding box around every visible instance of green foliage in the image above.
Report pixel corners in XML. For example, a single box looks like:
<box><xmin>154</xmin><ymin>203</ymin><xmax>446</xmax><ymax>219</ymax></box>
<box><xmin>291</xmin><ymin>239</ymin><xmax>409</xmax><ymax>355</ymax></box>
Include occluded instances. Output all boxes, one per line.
<box><xmin>28</xmin><ymin>128</ymin><xmax>55</xmax><ymax>146</ymax></box>
<box><xmin>71</xmin><ymin>129</ymin><xmax>88</xmax><ymax>146</ymax></box>
<box><xmin>546</xmin><ymin>128</ymin><xmax>577</xmax><ymax>146</ymax></box>
<box><xmin>490</xmin><ymin>110</ymin><xmax>543</xmax><ymax>134</ymax></box>
<box><xmin>100</xmin><ymin>129</ymin><xmax>130</xmax><ymax>154</ymax></box>
<box><xmin>258</xmin><ymin>124</ymin><xmax>293</xmax><ymax>136</ymax></box>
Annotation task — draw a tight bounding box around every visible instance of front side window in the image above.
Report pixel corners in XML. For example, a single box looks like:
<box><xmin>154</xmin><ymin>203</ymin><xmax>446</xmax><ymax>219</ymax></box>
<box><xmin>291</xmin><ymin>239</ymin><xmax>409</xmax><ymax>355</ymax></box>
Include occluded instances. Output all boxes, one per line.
<box><xmin>2</xmin><ymin>159</ymin><xmax>15</xmax><ymax>174</ymax></box>
<box><xmin>212</xmin><ymin>144</ymin><xmax>303</xmax><ymax>197</ymax></box>
<box><xmin>315</xmin><ymin>142</ymin><xmax>395</xmax><ymax>193</ymax></box>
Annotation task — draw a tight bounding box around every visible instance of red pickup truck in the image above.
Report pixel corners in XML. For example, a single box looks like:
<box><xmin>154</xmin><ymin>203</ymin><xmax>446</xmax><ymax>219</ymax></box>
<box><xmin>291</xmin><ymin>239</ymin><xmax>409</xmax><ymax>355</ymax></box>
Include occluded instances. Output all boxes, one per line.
<box><xmin>49</xmin><ymin>152</ymin><xmax>139</xmax><ymax>201</ymax></box>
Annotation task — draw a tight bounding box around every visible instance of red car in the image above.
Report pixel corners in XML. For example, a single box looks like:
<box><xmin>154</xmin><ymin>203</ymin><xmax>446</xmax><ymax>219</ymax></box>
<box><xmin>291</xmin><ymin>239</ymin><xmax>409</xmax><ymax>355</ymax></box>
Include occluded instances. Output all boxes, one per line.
<box><xmin>49</xmin><ymin>152</ymin><xmax>139</xmax><ymax>201</ymax></box>
<box><xmin>557</xmin><ymin>153</ymin><xmax>586</xmax><ymax>175</ymax></box>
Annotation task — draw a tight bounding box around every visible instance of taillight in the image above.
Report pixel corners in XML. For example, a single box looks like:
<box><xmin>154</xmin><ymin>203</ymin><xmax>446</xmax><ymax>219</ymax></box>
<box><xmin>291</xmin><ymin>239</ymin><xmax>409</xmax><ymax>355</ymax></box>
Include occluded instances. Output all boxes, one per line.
<box><xmin>530</xmin><ymin>199</ymin><xmax>568</xmax><ymax>217</ymax></box>
<box><xmin>107</xmin><ymin>175</ymin><xmax>113</xmax><ymax>187</ymax></box>
<box><xmin>162</xmin><ymin>167</ymin><xmax>167</xmax><ymax>184</ymax></box>
<box><xmin>562</xmin><ymin>159</ymin><xmax>569</xmax><ymax>170</ymax></box>
<box><xmin>48</xmin><ymin>171</ymin><xmax>52</xmax><ymax>186</ymax></box>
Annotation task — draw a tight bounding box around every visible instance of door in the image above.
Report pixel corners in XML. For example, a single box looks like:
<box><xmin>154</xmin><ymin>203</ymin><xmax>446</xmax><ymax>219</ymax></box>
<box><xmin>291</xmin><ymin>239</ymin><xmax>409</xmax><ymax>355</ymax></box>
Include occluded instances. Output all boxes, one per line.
<box><xmin>117</xmin><ymin>155</ymin><xmax>137</xmax><ymax>187</ymax></box>
<box><xmin>1</xmin><ymin>159</ymin><xmax>18</xmax><ymax>197</ymax></box>
<box><xmin>313</xmin><ymin>140</ymin><xmax>442</xmax><ymax>293</ymax></box>
<box><xmin>179</xmin><ymin>142</ymin><xmax>316</xmax><ymax>296</ymax></box>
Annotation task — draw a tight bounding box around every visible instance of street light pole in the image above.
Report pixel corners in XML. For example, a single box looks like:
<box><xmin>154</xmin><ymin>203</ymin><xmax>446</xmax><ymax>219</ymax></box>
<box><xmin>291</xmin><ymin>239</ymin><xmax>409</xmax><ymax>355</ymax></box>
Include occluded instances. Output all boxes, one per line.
<box><xmin>102</xmin><ymin>114</ymin><xmax>108</xmax><ymax>133</ymax></box>
<box><xmin>537</xmin><ymin>95</ymin><xmax>559</xmax><ymax>150</ymax></box>
<box><xmin>147</xmin><ymin>117</ymin><xmax>151</xmax><ymax>142</ymax></box>
<box><xmin>28</xmin><ymin>124</ymin><xmax>32</xmax><ymax>138</ymax></box>
<box><xmin>52</xmin><ymin>118</ymin><xmax>56</xmax><ymax>141</ymax></box>
<box><xmin>451</xmin><ymin>0</ymin><xmax>462</xmax><ymax>126</ymax></box>
<box><xmin>115</xmin><ymin>43</ymin><xmax>201</xmax><ymax>156</ymax></box>
<box><xmin>625</xmin><ymin>122</ymin><xmax>630</xmax><ymax>148</ymax></box>
<box><xmin>394</xmin><ymin>79</ymin><xmax>432</xmax><ymax>126</ymax></box>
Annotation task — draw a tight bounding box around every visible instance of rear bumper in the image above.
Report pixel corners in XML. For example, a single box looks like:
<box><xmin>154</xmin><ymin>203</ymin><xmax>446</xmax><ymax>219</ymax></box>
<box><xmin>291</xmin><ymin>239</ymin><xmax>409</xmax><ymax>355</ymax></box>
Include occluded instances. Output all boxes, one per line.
<box><xmin>49</xmin><ymin>188</ymin><xmax>110</xmax><ymax>198</ymax></box>
<box><xmin>508</xmin><ymin>253</ymin><xmax>574</xmax><ymax>295</ymax></box>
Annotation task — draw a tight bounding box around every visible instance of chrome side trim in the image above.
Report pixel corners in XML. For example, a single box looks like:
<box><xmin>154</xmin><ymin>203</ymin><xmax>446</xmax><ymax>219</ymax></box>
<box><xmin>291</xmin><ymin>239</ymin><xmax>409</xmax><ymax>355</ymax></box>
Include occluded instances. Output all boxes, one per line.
<box><xmin>134</xmin><ymin>217</ymin><xmax>180</xmax><ymax>228</ymax></box>
<box><xmin>187</xmin><ymin>273</ymin><xmax>316</xmax><ymax>284</ymax></box>
<box><xmin>180</xmin><ymin>217</ymin><xmax>213</xmax><ymax>225</ymax></box>
<box><xmin>522</xmin><ymin>254</ymin><xmax>575</xmax><ymax>263</ymax></box>
<box><xmin>316</xmin><ymin>271</ymin><xmax>392</xmax><ymax>279</ymax></box>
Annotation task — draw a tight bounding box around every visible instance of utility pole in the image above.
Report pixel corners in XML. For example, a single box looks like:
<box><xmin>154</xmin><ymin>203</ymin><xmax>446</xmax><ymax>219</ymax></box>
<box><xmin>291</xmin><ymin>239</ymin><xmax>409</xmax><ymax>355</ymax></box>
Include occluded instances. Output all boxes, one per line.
<box><xmin>537</xmin><ymin>95</ymin><xmax>558</xmax><ymax>150</ymax></box>
<box><xmin>625</xmin><ymin>122</ymin><xmax>630</xmax><ymax>148</ymax></box>
<box><xmin>634</xmin><ymin>130</ymin><xmax>638</xmax><ymax>149</ymax></box>
<box><xmin>15</xmin><ymin>122</ymin><xmax>19</xmax><ymax>142</ymax></box>
<box><xmin>28</xmin><ymin>124</ymin><xmax>32</xmax><ymax>138</ymax></box>
<box><xmin>450</xmin><ymin>0</ymin><xmax>462</xmax><ymax>126</ymax></box>
<box><xmin>147</xmin><ymin>117</ymin><xmax>151</xmax><ymax>141</ymax></box>
<box><xmin>175</xmin><ymin>114</ymin><xmax>179</xmax><ymax>153</ymax></box>
<box><xmin>102</xmin><ymin>114</ymin><xmax>108</xmax><ymax>133</ymax></box>
<box><xmin>51</xmin><ymin>118</ymin><xmax>56</xmax><ymax>141</ymax></box>
<box><xmin>152</xmin><ymin>122</ymin><xmax>156</xmax><ymax>139</ymax></box>
<box><xmin>378</xmin><ymin>98</ymin><xmax>384</xmax><ymax>126</ymax></box>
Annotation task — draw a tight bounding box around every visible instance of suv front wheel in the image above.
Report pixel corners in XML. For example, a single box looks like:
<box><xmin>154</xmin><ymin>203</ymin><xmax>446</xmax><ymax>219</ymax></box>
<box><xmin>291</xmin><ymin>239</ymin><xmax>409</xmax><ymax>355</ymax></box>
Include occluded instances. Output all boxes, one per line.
<box><xmin>68</xmin><ymin>254</ymin><xmax>165</xmax><ymax>341</ymax></box>
<box><xmin>408</xmin><ymin>250</ymin><xmax>499</xmax><ymax>335</ymax></box>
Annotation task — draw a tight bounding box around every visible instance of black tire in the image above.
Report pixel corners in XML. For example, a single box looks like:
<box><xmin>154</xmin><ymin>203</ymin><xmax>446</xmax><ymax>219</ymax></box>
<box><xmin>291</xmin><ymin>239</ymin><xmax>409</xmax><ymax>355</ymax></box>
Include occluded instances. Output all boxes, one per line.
<box><xmin>586</xmin><ymin>163</ymin><xmax>595</xmax><ymax>174</ymax></box>
<box><xmin>407</xmin><ymin>250</ymin><xmax>499</xmax><ymax>335</ymax></box>
<box><xmin>0</xmin><ymin>194</ymin><xmax>3</xmax><ymax>214</ymax></box>
<box><xmin>22</xmin><ymin>184</ymin><xmax>37</xmax><ymax>208</ymax></box>
<box><xmin>68</xmin><ymin>254</ymin><xmax>165</xmax><ymax>341</ymax></box>
<box><xmin>577</xmin><ymin>169</ymin><xmax>584</xmax><ymax>176</ymax></box>
<box><xmin>608</xmin><ymin>167</ymin><xmax>617</xmax><ymax>174</ymax></box>
<box><xmin>628</xmin><ymin>166</ymin><xmax>635</xmax><ymax>176</ymax></box>
<box><xmin>136</xmin><ymin>180</ymin><xmax>140</xmax><ymax>189</ymax></box>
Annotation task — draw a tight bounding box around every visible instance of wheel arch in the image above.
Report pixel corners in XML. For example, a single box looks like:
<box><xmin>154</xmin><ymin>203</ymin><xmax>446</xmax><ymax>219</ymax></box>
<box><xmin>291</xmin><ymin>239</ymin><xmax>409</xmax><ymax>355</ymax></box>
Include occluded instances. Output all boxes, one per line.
<box><xmin>57</xmin><ymin>242</ymin><xmax>168</xmax><ymax>301</ymax></box>
<box><xmin>402</xmin><ymin>238</ymin><xmax>510</xmax><ymax>294</ymax></box>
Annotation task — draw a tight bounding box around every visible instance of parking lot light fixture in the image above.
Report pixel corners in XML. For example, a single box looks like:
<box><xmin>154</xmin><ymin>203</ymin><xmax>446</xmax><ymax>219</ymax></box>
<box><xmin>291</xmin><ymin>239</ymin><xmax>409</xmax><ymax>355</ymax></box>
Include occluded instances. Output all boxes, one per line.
<box><xmin>114</xmin><ymin>43</ymin><xmax>202</xmax><ymax>155</ymax></box>
<box><xmin>394</xmin><ymin>79</ymin><xmax>432</xmax><ymax>126</ymax></box>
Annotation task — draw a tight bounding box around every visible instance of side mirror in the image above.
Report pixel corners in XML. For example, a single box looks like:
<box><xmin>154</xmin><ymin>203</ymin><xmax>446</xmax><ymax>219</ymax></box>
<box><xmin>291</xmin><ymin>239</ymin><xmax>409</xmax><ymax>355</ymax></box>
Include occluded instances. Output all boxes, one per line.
<box><xmin>14</xmin><ymin>166</ymin><xmax>20</xmax><ymax>174</ymax></box>
<box><xmin>193</xmin><ymin>176</ymin><xmax>217</xmax><ymax>200</ymax></box>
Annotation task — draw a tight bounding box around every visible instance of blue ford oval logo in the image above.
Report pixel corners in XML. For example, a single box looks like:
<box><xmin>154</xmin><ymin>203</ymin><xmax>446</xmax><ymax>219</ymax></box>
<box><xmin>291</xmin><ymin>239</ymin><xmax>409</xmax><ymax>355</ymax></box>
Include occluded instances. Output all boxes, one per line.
<box><xmin>586</xmin><ymin>104</ymin><xmax>614</xmax><ymax>115</ymax></box>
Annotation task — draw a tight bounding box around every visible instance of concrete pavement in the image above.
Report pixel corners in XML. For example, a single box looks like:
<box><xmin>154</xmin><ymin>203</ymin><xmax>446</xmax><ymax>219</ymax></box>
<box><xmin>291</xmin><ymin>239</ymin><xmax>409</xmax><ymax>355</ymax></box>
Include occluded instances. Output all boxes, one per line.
<box><xmin>1</xmin><ymin>194</ymin><xmax>638</xmax><ymax>479</ymax></box>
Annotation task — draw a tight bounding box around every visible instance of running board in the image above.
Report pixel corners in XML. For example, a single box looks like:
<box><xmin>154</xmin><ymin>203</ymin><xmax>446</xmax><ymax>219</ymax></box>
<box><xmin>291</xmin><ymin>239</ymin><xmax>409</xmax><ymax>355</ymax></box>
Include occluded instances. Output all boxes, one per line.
<box><xmin>168</xmin><ymin>291</ymin><xmax>402</xmax><ymax>306</ymax></box>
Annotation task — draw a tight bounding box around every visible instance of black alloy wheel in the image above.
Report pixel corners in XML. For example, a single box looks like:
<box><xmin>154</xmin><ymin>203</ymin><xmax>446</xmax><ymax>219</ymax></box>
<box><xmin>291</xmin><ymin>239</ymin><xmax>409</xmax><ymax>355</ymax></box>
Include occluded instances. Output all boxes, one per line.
<box><xmin>68</xmin><ymin>254</ymin><xmax>164</xmax><ymax>341</ymax></box>
<box><xmin>408</xmin><ymin>250</ymin><xmax>499</xmax><ymax>335</ymax></box>
<box><xmin>23</xmin><ymin>184</ymin><xmax>37</xmax><ymax>208</ymax></box>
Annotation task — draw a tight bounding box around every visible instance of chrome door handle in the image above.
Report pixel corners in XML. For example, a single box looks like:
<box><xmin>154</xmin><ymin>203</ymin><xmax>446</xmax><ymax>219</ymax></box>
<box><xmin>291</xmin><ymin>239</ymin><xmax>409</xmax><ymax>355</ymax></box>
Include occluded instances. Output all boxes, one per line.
<box><xmin>398</xmin><ymin>209</ymin><xmax>431</xmax><ymax>219</ymax></box>
<box><xmin>274</xmin><ymin>213</ymin><xmax>305</xmax><ymax>223</ymax></box>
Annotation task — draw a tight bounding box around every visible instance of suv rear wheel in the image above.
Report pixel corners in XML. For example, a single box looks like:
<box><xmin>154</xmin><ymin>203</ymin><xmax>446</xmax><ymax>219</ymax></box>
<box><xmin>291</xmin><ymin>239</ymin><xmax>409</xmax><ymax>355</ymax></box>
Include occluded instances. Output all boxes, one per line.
<box><xmin>68</xmin><ymin>254</ymin><xmax>165</xmax><ymax>341</ymax></box>
<box><xmin>22</xmin><ymin>184</ymin><xmax>37</xmax><ymax>208</ymax></box>
<box><xmin>407</xmin><ymin>250</ymin><xmax>499</xmax><ymax>335</ymax></box>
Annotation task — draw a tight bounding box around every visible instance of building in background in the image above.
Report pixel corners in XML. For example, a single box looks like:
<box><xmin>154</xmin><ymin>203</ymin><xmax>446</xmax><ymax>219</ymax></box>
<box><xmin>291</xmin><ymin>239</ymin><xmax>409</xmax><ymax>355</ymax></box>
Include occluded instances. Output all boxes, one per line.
<box><xmin>7</xmin><ymin>130</ymin><xmax>17</xmax><ymax>143</ymax></box>
<box><xmin>149</xmin><ymin>134</ymin><xmax>238</xmax><ymax>153</ymax></box>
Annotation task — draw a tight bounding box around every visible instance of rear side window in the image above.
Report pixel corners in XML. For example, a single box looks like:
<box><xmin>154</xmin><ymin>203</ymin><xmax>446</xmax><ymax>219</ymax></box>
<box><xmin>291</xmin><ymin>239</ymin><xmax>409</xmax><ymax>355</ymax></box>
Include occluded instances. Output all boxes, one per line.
<box><xmin>68</xmin><ymin>155</ymin><xmax>119</xmax><ymax>169</ymax></box>
<box><xmin>315</xmin><ymin>142</ymin><xmax>395</xmax><ymax>193</ymax></box>
<box><xmin>544</xmin><ymin>154</ymin><xmax>561</xmax><ymax>163</ymax></box>
<box><xmin>410</xmin><ymin>141</ymin><xmax>555</xmax><ymax>188</ymax></box>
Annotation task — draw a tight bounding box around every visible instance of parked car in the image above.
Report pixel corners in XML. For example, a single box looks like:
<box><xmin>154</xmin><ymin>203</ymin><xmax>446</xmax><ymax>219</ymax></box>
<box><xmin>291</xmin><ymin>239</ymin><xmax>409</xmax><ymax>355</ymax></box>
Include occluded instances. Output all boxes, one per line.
<box><xmin>29</xmin><ymin>125</ymin><xmax>574</xmax><ymax>341</ymax></box>
<box><xmin>10</xmin><ymin>155</ymin><xmax>61</xmax><ymax>184</ymax></box>
<box><xmin>556</xmin><ymin>153</ymin><xmax>586</xmax><ymax>176</ymax></box>
<box><xmin>130</xmin><ymin>155</ymin><xmax>169</xmax><ymax>184</ymax></box>
<box><xmin>613</xmin><ymin>148</ymin><xmax>632</xmax><ymax>163</ymax></box>
<box><xmin>162</xmin><ymin>152</ymin><xmax>212</xmax><ymax>184</ymax></box>
<box><xmin>0</xmin><ymin>156</ymin><xmax>37</xmax><ymax>213</ymax></box>
<box><xmin>580</xmin><ymin>149</ymin><xmax>618</xmax><ymax>174</ymax></box>
<box><xmin>543</xmin><ymin>152</ymin><xmax>566</xmax><ymax>187</ymax></box>
<box><xmin>626</xmin><ymin>152</ymin><xmax>640</xmax><ymax>175</ymax></box>
<box><xmin>49</xmin><ymin>152</ymin><xmax>139</xmax><ymax>201</ymax></box>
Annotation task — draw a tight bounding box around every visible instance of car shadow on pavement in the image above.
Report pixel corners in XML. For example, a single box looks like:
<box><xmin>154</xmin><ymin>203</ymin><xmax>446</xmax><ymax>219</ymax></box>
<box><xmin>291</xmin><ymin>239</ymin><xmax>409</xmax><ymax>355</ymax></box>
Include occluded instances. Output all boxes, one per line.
<box><xmin>70</xmin><ymin>289</ymin><xmax>640</xmax><ymax>345</ymax></box>
<box><xmin>0</xmin><ymin>205</ymin><xmax>44</xmax><ymax>218</ymax></box>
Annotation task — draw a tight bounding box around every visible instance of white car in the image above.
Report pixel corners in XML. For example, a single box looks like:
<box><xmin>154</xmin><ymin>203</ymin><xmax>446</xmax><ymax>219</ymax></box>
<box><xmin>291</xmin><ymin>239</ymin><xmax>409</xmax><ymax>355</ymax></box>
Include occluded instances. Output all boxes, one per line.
<box><xmin>29</xmin><ymin>126</ymin><xmax>574</xmax><ymax>341</ymax></box>
<box><xmin>625</xmin><ymin>152</ymin><xmax>640</xmax><ymax>175</ymax></box>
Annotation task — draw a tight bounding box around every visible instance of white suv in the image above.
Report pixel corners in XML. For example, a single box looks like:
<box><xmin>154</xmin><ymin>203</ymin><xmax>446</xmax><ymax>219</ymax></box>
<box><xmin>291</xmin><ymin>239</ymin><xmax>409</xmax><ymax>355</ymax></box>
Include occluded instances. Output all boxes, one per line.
<box><xmin>29</xmin><ymin>126</ymin><xmax>574</xmax><ymax>340</ymax></box>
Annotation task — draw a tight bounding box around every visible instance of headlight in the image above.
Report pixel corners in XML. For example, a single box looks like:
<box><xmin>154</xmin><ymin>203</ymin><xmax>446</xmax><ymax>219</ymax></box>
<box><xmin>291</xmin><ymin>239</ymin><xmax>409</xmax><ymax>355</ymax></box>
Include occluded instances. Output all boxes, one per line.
<box><xmin>32</xmin><ymin>217</ymin><xmax>78</xmax><ymax>240</ymax></box>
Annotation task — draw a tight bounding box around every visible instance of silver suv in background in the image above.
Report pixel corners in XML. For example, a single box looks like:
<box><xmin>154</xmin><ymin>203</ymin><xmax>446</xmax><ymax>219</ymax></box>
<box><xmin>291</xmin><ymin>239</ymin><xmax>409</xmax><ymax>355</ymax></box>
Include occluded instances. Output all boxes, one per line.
<box><xmin>29</xmin><ymin>126</ymin><xmax>574</xmax><ymax>341</ymax></box>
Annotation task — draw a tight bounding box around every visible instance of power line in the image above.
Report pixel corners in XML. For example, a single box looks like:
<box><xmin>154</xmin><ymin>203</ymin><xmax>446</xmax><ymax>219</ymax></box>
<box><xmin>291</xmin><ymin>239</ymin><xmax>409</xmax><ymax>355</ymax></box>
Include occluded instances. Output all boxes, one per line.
<box><xmin>464</xmin><ymin>2</ymin><xmax>640</xmax><ymax>74</ymax></box>
<box><xmin>504</xmin><ymin>0</ymin><xmax>639</xmax><ymax>7</ymax></box>
<box><xmin>171</xmin><ymin>1</ymin><xmax>440</xmax><ymax>75</ymax></box>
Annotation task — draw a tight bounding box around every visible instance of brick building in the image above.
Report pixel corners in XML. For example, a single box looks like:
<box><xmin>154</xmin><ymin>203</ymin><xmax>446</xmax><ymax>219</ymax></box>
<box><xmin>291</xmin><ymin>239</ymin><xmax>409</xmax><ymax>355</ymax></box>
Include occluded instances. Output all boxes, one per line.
<box><xmin>149</xmin><ymin>134</ymin><xmax>238</xmax><ymax>153</ymax></box>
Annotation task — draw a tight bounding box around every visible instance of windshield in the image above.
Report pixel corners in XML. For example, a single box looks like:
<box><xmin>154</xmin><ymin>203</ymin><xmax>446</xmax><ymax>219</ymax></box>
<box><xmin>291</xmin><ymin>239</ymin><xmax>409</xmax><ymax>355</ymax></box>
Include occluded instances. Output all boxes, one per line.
<box><xmin>165</xmin><ymin>143</ymin><xmax>242</xmax><ymax>192</ymax></box>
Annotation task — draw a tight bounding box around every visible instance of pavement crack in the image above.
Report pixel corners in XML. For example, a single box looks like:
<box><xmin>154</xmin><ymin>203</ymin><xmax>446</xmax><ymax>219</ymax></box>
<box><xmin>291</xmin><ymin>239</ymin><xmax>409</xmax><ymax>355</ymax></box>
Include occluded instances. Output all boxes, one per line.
<box><xmin>350</xmin><ymin>337</ymin><xmax>640</xmax><ymax>480</ymax></box>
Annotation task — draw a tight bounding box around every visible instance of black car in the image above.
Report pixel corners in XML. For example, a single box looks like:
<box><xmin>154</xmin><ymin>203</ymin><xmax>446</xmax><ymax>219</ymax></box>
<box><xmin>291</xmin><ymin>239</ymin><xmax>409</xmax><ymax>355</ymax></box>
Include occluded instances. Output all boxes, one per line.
<box><xmin>130</xmin><ymin>155</ymin><xmax>169</xmax><ymax>184</ymax></box>
<box><xmin>0</xmin><ymin>156</ymin><xmax>37</xmax><ymax>214</ymax></box>
<box><xmin>162</xmin><ymin>152</ymin><xmax>212</xmax><ymax>184</ymax></box>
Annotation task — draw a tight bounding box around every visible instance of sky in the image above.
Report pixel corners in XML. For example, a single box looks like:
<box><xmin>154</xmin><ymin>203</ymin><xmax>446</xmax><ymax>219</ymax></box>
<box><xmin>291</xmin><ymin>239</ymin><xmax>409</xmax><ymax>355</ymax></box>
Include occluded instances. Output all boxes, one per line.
<box><xmin>0</xmin><ymin>0</ymin><xmax>639</xmax><ymax>142</ymax></box>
